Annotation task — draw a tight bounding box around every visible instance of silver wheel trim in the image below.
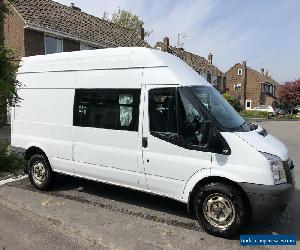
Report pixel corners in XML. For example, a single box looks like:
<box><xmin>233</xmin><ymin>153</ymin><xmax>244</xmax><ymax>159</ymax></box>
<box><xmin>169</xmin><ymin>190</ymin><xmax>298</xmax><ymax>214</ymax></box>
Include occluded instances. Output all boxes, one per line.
<box><xmin>32</xmin><ymin>162</ymin><xmax>46</xmax><ymax>185</ymax></box>
<box><xmin>202</xmin><ymin>193</ymin><xmax>236</xmax><ymax>230</ymax></box>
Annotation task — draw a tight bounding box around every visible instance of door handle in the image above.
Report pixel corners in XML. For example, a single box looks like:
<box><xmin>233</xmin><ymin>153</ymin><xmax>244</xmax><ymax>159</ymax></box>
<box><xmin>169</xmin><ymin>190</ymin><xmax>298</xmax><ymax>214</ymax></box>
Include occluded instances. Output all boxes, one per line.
<box><xmin>142</xmin><ymin>137</ymin><xmax>148</xmax><ymax>148</ymax></box>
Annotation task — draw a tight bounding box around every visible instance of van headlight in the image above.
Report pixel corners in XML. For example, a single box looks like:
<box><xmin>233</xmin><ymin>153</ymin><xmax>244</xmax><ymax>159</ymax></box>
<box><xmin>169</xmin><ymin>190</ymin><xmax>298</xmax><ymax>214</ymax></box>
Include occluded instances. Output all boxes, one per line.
<box><xmin>261</xmin><ymin>152</ymin><xmax>286</xmax><ymax>184</ymax></box>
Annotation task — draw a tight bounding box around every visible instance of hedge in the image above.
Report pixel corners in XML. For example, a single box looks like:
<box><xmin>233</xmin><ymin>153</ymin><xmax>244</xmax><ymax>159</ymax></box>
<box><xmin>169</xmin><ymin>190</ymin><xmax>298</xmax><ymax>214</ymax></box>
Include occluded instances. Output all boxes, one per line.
<box><xmin>0</xmin><ymin>141</ymin><xmax>25</xmax><ymax>173</ymax></box>
<box><xmin>275</xmin><ymin>114</ymin><xmax>300</xmax><ymax>120</ymax></box>
<box><xmin>240</xmin><ymin>110</ymin><xmax>269</xmax><ymax>119</ymax></box>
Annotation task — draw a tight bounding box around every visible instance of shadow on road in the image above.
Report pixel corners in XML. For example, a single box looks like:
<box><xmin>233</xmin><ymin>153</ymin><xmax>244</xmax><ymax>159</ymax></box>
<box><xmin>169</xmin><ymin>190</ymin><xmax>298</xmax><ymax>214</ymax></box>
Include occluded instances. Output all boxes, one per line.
<box><xmin>49</xmin><ymin>174</ymin><xmax>300</xmax><ymax>238</ymax></box>
<box><xmin>52</xmin><ymin>174</ymin><xmax>189</xmax><ymax>218</ymax></box>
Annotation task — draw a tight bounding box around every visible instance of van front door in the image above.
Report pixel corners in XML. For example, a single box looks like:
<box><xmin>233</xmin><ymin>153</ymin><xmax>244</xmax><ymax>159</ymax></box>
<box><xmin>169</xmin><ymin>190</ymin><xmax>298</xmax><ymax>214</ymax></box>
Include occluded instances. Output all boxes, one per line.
<box><xmin>141</xmin><ymin>85</ymin><xmax>212</xmax><ymax>199</ymax></box>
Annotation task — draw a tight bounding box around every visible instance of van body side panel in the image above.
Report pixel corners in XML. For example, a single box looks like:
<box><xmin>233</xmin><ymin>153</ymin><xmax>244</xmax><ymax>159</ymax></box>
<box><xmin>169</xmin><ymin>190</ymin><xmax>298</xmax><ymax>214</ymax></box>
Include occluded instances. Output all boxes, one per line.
<box><xmin>75</xmin><ymin>69</ymin><xmax>143</xmax><ymax>89</ymax></box>
<box><xmin>73</xmin><ymin>129</ymin><xmax>140</xmax><ymax>187</ymax></box>
<box><xmin>211</xmin><ymin>132</ymin><xmax>274</xmax><ymax>185</ymax></box>
<box><xmin>141</xmin><ymin>67</ymin><xmax>180</xmax><ymax>86</ymax></box>
<box><xmin>13</xmin><ymin>72</ymin><xmax>76</xmax><ymax>174</ymax></box>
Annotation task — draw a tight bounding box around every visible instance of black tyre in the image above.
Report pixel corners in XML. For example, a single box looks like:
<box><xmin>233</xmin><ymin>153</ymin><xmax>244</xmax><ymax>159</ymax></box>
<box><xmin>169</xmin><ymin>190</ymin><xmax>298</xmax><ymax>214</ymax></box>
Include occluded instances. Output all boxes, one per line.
<box><xmin>194</xmin><ymin>182</ymin><xmax>247</xmax><ymax>238</ymax></box>
<box><xmin>28</xmin><ymin>154</ymin><xmax>53</xmax><ymax>190</ymax></box>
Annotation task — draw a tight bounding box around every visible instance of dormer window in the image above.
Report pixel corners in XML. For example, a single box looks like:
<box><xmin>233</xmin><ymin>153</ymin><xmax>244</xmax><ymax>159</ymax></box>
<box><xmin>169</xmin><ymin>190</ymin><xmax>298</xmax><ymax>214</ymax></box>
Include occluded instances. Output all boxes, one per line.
<box><xmin>237</xmin><ymin>69</ymin><xmax>243</xmax><ymax>76</ymax></box>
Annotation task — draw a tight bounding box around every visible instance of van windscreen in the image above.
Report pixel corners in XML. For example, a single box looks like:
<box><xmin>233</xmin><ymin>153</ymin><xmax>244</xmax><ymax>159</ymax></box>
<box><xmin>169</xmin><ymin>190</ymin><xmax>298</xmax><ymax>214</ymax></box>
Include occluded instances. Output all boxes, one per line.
<box><xmin>187</xmin><ymin>86</ymin><xmax>251</xmax><ymax>132</ymax></box>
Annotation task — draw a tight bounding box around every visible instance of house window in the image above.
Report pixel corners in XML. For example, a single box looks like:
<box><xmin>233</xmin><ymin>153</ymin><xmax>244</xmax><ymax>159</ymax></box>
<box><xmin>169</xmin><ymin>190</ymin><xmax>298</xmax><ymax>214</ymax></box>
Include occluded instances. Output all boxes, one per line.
<box><xmin>211</xmin><ymin>75</ymin><xmax>218</xmax><ymax>85</ymax></box>
<box><xmin>80</xmin><ymin>43</ymin><xmax>97</xmax><ymax>50</ymax></box>
<box><xmin>245</xmin><ymin>100</ymin><xmax>252</xmax><ymax>110</ymax></box>
<box><xmin>73</xmin><ymin>89</ymin><xmax>141</xmax><ymax>131</ymax></box>
<box><xmin>207</xmin><ymin>74</ymin><xmax>212</xmax><ymax>83</ymax></box>
<box><xmin>237</xmin><ymin>69</ymin><xmax>243</xmax><ymax>76</ymax></box>
<box><xmin>234</xmin><ymin>83</ymin><xmax>242</xmax><ymax>91</ymax></box>
<box><xmin>45</xmin><ymin>35</ymin><xmax>63</xmax><ymax>54</ymax></box>
<box><xmin>262</xmin><ymin>83</ymin><xmax>275</xmax><ymax>96</ymax></box>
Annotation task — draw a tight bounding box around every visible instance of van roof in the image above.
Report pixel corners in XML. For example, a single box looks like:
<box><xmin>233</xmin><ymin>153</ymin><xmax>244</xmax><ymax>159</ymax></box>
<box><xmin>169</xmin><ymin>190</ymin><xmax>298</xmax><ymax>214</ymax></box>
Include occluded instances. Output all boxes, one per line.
<box><xmin>18</xmin><ymin>47</ymin><xmax>211</xmax><ymax>87</ymax></box>
<box><xmin>18</xmin><ymin>47</ymin><xmax>175</xmax><ymax>73</ymax></box>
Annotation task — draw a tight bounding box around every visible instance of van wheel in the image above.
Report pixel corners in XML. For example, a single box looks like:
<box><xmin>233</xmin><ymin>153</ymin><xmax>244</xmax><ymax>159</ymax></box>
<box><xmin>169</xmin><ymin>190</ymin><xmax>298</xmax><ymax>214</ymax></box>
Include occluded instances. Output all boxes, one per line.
<box><xmin>194</xmin><ymin>183</ymin><xmax>246</xmax><ymax>238</ymax></box>
<box><xmin>28</xmin><ymin>154</ymin><xmax>53</xmax><ymax>190</ymax></box>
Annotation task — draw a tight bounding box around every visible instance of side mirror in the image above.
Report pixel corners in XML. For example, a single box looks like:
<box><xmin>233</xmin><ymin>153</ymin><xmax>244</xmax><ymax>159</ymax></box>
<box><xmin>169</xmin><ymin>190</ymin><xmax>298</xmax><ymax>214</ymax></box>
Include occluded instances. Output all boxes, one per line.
<box><xmin>201</xmin><ymin>121</ymin><xmax>231</xmax><ymax>155</ymax></box>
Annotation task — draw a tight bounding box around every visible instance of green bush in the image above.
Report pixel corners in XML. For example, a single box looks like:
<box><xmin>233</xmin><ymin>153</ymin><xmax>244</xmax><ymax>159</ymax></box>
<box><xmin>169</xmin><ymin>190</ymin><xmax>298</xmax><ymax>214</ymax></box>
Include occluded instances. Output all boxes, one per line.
<box><xmin>223</xmin><ymin>93</ymin><xmax>243</xmax><ymax>112</ymax></box>
<box><xmin>0</xmin><ymin>141</ymin><xmax>25</xmax><ymax>173</ymax></box>
<box><xmin>240</xmin><ymin>110</ymin><xmax>269</xmax><ymax>119</ymax></box>
<box><xmin>275</xmin><ymin>114</ymin><xmax>300</xmax><ymax>120</ymax></box>
<box><xmin>0</xmin><ymin>113</ymin><xmax>5</xmax><ymax>127</ymax></box>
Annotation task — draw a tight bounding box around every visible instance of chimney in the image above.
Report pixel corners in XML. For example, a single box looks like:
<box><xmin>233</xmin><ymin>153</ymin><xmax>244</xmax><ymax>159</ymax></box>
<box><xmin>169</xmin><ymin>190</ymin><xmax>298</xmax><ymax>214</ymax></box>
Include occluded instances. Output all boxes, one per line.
<box><xmin>140</xmin><ymin>25</ymin><xmax>145</xmax><ymax>40</ymax></box>
<box><xmin>70</xmin><ymin>3</ymin><xmax>81</xmax><ymax>11</ymax></box>
<box><xmin>261</xmin><ymin>68</ymin><xmax>264</xmax><ymax>75</ymax></box>
<box><xmin>208</xmin><ymin>53</ymin><xmax>213</xmax><ymax>64</ymax></box>
<box><xmin>161</xmin><ymin>36</ymin><xmax>170</xmax><ymax>52</ymax></box>
<box><xmin>163</xmin><ymin>36</ymin><xmax>169</xmax><ymax>47</ymax></box>
<box><xmin>242</xmin><ymin>61</ymin><xmax>247</xmax><ymax>108</ymax></box>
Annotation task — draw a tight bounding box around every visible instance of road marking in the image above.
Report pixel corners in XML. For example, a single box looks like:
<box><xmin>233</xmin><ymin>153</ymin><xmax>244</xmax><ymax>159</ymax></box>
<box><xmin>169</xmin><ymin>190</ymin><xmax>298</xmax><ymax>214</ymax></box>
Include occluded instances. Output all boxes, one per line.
<box><xmin>0</xmin><ymin>175</ymin><xmax>27</xmax><ymax>186</ymax></box>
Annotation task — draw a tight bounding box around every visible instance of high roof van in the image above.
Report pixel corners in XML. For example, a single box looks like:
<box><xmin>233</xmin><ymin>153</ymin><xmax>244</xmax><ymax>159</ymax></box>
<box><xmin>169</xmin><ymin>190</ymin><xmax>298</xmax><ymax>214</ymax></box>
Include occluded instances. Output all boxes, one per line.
<box><xmin>12</xmin><ymin>47</ymin><xmax>295</xmax><ymax>238</ymax></box>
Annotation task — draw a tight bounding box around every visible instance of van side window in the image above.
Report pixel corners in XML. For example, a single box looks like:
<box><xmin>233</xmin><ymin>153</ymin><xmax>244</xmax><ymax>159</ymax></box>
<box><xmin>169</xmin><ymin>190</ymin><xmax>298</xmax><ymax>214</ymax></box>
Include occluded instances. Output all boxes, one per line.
<box><xmin>149</xmin><ymin>87</ymin><xmax>208</xmax><ymax>150</ymax></box>
<box><xmin>74</xmin><ymin>89</ymin><xmax>141</xmax><ymax>131</ymax></box>
<box><xmin>149</xmin><ymin>88</ymin><xmax>178</xmax><ymax>133</ymax></box>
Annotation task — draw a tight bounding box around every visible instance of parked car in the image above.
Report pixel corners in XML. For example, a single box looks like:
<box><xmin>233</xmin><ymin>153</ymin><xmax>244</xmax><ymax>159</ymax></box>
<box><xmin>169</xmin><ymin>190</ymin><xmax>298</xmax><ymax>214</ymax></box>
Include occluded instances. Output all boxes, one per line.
<box><xmin>253</xmin><ymin>105</ymin><xmax>277</xmax><ymax>116</ymax></box>
<box><xmin>275</xmin><ymin>109</ymin><xmax>288</xmax><ymax>115</ymax></box>
<box><xmin>293</xmin><ymin>107</ymin><xmax>300</xmax><ymax>114</ymax></box>
<box><xmin>12</xmin><ymin>47</ymin><xmax>295</xmax><ymax>238</ymax></box>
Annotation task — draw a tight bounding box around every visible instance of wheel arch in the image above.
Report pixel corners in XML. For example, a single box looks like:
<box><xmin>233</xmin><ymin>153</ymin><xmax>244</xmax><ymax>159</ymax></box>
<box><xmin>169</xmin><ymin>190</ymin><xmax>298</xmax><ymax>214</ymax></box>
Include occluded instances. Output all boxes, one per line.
<box><xmin>186</xmin><ymin>176</ymin><xmax>252</xmax><ymax>219</ymax></box>
<box><xmin>24</xmin><ymin>142</ymin><xmax>48</xmax><ymax>160</ymax></box>
<box><xmin>24</xmin><ymin>144</ymin><xmax>50</xmax><ymax>173</ymax></box>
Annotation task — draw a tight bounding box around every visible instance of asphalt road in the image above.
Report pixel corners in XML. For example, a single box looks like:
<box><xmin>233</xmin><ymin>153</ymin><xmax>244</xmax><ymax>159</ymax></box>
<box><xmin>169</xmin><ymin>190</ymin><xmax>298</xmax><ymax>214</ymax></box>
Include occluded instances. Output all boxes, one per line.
<box><xmin>0</xmin><ymin>121</ymin><xmax>299</xmax><ymax>249</ymax></box>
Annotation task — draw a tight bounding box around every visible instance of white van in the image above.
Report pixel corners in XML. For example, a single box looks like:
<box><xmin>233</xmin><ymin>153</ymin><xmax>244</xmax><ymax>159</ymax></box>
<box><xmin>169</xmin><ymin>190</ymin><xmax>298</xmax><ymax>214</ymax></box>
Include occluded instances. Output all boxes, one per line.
<box><xmin>12</xmin><ymin>47</ymin><xmax>295</xmax><ymax>238</ymax></box>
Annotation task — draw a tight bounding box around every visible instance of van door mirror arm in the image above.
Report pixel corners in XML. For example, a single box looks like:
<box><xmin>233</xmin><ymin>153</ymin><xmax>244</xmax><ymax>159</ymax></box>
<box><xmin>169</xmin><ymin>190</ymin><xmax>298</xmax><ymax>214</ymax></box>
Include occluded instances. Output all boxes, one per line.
<box><xmin>202</xmin><ymin>121</ymin><xmax>231</xmax><ymax>155</ymax></box>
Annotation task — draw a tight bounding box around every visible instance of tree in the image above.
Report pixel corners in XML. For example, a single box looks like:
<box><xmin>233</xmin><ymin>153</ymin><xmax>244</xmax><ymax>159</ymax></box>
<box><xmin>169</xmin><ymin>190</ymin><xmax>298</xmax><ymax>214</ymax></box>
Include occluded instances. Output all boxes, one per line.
<box><xmin>102</xmin><ymin>8</ymin><xmax>152</xmax><ymax>39</ymax></box>
<box><xmin>223</xmin><ymin>93</ymin><xmax>243</xmax><ymax>112</ymax></box>
<box><xmin>278</xmin><ymin>79</ymin><xmax>300</xmax><ymax>114</ymax></box>
<box><xmin>0</xmin><ymin>0</ymin><xmax>21</xmax><ymax>125</ymax></box>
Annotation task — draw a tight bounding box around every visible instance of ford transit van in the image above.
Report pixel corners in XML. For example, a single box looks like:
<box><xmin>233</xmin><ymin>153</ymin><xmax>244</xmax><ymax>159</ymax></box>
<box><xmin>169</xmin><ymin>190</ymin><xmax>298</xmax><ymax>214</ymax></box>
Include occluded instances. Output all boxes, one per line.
<box><xmin>12</xmin><ymin>47</ymin><xmax>295</xmax><ymax>238</ymax></box>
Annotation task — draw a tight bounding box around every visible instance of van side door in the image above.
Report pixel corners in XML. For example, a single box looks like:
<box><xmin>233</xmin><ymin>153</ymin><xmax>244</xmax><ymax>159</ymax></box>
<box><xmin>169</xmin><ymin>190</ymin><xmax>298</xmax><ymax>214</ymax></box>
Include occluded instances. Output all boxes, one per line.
<box><xmin>141</xmin><ymin>85</ymin><xmax>212</xmax><ymax>199</ymax></box>
<box><xmin>72</xmin><ymin>87</ymin><xmax>142</xmax><ymax>188</ymax></box>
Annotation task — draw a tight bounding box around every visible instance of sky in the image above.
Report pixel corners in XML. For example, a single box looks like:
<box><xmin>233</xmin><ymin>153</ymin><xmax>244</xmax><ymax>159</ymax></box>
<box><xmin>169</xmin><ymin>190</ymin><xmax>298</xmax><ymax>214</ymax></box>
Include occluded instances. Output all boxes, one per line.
<box><xmin>54</xmin><ymin>0</ymin><xmax>300</xmax><ymax>83</ymax></box>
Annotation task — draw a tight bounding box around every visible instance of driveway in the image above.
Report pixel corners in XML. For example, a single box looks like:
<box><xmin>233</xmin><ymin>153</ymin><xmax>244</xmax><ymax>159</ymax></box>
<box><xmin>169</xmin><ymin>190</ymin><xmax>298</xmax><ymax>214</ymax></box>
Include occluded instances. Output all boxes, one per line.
<box><xmin>0</xmin><ymin>121</ymin><xmax>299</xmax><ymax>249</ymax></box>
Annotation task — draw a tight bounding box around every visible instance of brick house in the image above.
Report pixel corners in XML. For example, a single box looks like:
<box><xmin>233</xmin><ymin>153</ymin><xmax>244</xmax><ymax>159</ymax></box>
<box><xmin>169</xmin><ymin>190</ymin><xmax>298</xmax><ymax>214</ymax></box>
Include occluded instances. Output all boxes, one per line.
<box><xmin>1</xmin><ymin>0</ymin><xmax>148</xmax><ymax>61</ymax></box>
<box><xmin>155</xmin><ymin>37</ymin><xmax>226</xmax><ymax>92</ymax></box>
<box><xmin>226</xmin><ymin>62</ymin><xmax>280</xmax><ymax>110</ymax></box>
<box><xmin>0</xmin><ymin>0</ymin><xmax>148</xmax><ymax>125</ymax></box>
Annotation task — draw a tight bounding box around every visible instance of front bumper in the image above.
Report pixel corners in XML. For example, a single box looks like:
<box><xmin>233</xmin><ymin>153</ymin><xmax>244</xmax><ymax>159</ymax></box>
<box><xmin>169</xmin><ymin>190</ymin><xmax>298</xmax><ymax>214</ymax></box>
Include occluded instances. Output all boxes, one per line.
<box><xmin>240</xmin><ymin>159</ymin><xmax>295</xmax><ymax>220</ymax></box>
<box><xmin>240</xmin><ymin>182</ymin><xmax>294</xmax><ymax>220</ymax></box>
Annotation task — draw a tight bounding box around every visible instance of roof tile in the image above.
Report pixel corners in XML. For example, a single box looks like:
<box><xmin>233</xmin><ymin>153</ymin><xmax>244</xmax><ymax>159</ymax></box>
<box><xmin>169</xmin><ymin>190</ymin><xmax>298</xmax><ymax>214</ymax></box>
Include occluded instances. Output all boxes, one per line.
<box><xmin>156</xmin><ymin>42</ymin><xmax>225</xmax><ymax>77</ymax></box>
<box><xmin>13</xmin><ymin>0</ymin><xmax>149</xmax><ymax>48</ymax></box>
